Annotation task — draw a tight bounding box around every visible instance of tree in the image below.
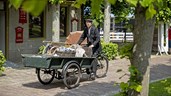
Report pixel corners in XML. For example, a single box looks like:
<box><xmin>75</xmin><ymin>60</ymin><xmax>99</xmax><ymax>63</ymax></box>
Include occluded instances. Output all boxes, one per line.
<box><xmin>9</xmin><ymin>0</ymin><xmax>170</xmax><ymax>96</ymax></box>
<box><xmin>131</xmin><ymin>4</ymin><xmax>156</xmax><ymax>96</ymax></box>
<box><xmin>104</xmin><ymin>0</ymin><xmax>111</xmax><ymax>43</ymax></box>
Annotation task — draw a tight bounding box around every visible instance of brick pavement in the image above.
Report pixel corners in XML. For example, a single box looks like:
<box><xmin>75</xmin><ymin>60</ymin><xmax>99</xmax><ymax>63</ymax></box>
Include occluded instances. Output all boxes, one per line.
<box><xmin>0</xmin><ymin>55</ymin><xmax>171</xmax><ymax>96</ymax></box>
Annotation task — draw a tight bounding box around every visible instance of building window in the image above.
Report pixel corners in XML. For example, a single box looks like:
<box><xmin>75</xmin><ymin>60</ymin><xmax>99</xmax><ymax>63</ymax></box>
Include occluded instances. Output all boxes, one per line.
<box><xmin>29</xmin><ymin>13</ymin><xmax>44</xmax><ymax>38</ymax></box>
<box><xmin>110</xmin><ymin>18</ymin><xmax>115</xmax><ymax>31</ymax></box>
<box><xmin>60</xmin><ymin>7</ymin><xmax>67</xmax><ymax>36</ymax></box>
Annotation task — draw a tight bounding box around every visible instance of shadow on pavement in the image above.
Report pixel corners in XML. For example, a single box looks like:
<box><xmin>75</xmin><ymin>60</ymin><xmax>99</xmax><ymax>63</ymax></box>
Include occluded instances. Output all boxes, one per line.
<box><xmin>0</xmin><ymin>74</ymin><xmax>6</xmax><ymax>77</ymax></box>
<box><xmin>55</xmin><ymin>81</ymin><xmax>119</xmax><ymax>96</ymax></box>
<box><xmin>150</xmin><ymin>63</ymin><xmax>171</xmax><ymax>82</ymax></box>
<box><xmin>4</xmin><ymin>61</ymin><xmax>24</xmax><ymax>69</ymax></box>
<box><xmin>22</xmin><ymin>74</ymin><xmax>102</xmax><ymax>90</ymax></box>
<box><xmin>22</xmin><ymin>80</ymin><xmax>66</xmax><ymax>89</ymax></box>
<box><xmin>22</xmin><ymin>80</ymin><xmax>119</xmax><ymax>96</ymax></box>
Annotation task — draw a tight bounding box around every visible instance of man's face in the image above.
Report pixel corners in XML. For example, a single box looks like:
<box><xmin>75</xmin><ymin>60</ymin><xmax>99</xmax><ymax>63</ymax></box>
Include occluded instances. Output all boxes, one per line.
<box><xmin>86</xmin><ymin>21</ymin><xmax>92</xmax><ymax>28</ymax></box>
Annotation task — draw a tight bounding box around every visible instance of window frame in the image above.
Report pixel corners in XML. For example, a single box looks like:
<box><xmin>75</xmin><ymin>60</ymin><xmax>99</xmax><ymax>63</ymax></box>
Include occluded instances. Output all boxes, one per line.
<box><xmin>29</xmin><ymin>12</ymin><xmax>46</xmax><ymax>39</ymax></box>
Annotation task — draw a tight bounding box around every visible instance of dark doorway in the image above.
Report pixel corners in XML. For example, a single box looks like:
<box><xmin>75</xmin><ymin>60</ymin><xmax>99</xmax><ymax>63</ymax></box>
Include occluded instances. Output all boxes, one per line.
<box><xmin>60</xmin><ymin>7</ymin><xmax>67</xmax><ymax>36</ymax></box>
<box><xmin>0</xmin><ymin>1</ymin><xmax>6</xmax><ymax>54</ymax></box>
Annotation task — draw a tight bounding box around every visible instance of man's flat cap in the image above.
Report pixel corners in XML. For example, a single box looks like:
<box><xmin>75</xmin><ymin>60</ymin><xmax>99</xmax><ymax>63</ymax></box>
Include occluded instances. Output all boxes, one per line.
<box><xmin>85</xmin><ymin>19</ymin><xmax>93</xmax><ymax>22</ymax></box>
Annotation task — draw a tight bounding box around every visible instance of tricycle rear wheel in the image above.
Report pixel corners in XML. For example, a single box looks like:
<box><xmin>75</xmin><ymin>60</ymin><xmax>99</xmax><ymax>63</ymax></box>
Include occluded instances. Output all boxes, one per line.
<box><xmin>63</xmin><ymin>61</ymin><xmax>81</xmax><ymax>89</ymax></box>
<box><xmin>37</xmin><ymin>68</ymin><xmax>55</xmax><ymax>85</ymax></box>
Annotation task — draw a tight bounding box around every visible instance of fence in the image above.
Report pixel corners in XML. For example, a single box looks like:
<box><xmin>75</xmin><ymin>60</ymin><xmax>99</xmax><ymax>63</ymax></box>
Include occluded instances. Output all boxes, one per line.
<box><xmin>100</xmin><ymin>32</ymin><xmax>133</xmax><ymax>42</ymax></box>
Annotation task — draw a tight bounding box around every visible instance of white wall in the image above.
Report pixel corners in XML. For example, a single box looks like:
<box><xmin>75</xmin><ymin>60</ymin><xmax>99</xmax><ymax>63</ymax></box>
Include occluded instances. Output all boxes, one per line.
<box><xmin>8</xmin><ymin>8</ymin><xmax>52</xmax><ymax>62</ymax></box>
<box><xmin>158</xmin><ymin>22</ymin><xmax>169</xmax><ymax>53</ymax></box>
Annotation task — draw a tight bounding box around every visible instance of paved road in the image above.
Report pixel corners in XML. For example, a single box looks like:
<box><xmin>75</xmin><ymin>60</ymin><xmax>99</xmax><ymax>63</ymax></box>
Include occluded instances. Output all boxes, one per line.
<box><xmin>0</xmin><ymin>55</ymin><xmax>171</xmax><ymax>96</ymax></box>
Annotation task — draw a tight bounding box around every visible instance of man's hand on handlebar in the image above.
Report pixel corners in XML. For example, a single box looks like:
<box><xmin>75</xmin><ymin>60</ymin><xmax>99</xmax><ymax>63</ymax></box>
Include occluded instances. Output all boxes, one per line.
<box><xmin>89</xmin><ymin>45</ymin><xmax>94</xmax><ymax>48</ymax></box>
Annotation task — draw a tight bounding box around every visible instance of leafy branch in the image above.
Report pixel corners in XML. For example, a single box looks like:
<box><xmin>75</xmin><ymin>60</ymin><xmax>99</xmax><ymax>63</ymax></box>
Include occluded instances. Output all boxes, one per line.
<box><xmin>0</xmin><ymin>50</ymin><xmax>6</xmax><ymax>76</ymax></box>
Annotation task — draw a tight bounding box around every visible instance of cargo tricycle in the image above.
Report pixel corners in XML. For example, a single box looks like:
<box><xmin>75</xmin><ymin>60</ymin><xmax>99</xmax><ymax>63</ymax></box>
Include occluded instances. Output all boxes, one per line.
<box><xmin>22</xmin><ymin>41</ymin><xmax>108</xmax><ymax>89</ymax></box>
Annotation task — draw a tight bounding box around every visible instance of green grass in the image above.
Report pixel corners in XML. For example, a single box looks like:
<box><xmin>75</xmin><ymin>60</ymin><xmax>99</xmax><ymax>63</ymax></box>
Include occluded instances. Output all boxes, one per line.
<box><xmin>149</xmin><ymin>78</ymin><xmax>171</xmax><ymax>96</ymax></box>
<box><xmin>114</xmin><ymin>93</ymin><xmax>122</xmax><ymax>96</ymax></box>
<box><xmin>114</xmin><ymin>78</ymin><xmax>171</xmax><ymax>96</ymax></box>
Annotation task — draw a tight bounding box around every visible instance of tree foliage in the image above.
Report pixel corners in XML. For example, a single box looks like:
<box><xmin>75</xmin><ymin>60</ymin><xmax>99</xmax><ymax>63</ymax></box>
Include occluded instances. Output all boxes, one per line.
<box><xmin>156</xmin><ymin>0</ymin><xmax>171</xmax><ymax>23</ymax></box>
<box><xmin>9</xmin><ymin>0</ymin><xmax>48</xmax><ymax>16</ymax></box>
<box><xmin>9</xmin><ymin>0</ymin><xmax>171</xmax><ymax>22</ymax></box>
<box><xmin>0</xmin><ymin>51</ymin><xmax>5</xmax><ymax>76</ymax></box>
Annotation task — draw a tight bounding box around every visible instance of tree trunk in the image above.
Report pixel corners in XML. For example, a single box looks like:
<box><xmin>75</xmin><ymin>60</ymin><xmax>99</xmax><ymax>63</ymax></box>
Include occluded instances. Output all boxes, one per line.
<box><xmin>52</xmin><ymin>4</ymin><xmax>60</xmax><ymax>42</ymax></box>
<box><xmin>130</xmin><ymin>5</ymin><xmax>156</xmax><ymax>96</ymax></box>
<box><xmin>103</xmin><ymin>0</ymin><xmax>111</xmax><ymax>43</ymax></box>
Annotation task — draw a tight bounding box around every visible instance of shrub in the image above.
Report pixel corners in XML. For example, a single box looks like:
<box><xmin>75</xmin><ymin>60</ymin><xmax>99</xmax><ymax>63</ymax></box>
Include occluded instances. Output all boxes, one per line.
<box><xmin>0</xmin><ymin>50</ymin><xmax>6</xmax><ymax>76</ymax></box>
<box><xmin>119</xmin><ymin>43</ymin><xmax>133</xmax><ymax>59</ymax></box>
<box><xmin>38</xmin><ymin>45</ymin><xmax>46</xmax><ymax>54</ymax></box>
<box><xmin>101</xmin><ymin>40</ymin><xmax>118</xmax><ymax>60</ymax></box>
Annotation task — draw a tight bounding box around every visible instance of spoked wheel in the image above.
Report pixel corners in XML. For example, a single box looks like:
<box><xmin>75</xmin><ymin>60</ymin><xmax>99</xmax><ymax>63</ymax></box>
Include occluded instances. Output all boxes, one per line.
<box><xmin>63</xmin><ymin>61</ymin><xmax>81</xmax><ymax>89</ymax></box>
<box><xmin>96</xmin><ymin>54</ymin><xmax>109</xmax><ymax>78</ymax></box>
<box><xmin>37</xmin><ymin>68</ymin><xmax>55</xmax><ymax>85</ymax></box>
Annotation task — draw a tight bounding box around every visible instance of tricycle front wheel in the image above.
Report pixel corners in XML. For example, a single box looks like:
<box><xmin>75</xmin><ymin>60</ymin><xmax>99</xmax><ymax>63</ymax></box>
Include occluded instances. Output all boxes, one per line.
<box><xmin>62</xmin><ymin>61</ymin><xmax>81</xmax><ymax>89</ymax></box>
<box><xmin>37</xmin><ymin>68</ymin><xmax>55</xmax><ymax>85</ymax></box>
